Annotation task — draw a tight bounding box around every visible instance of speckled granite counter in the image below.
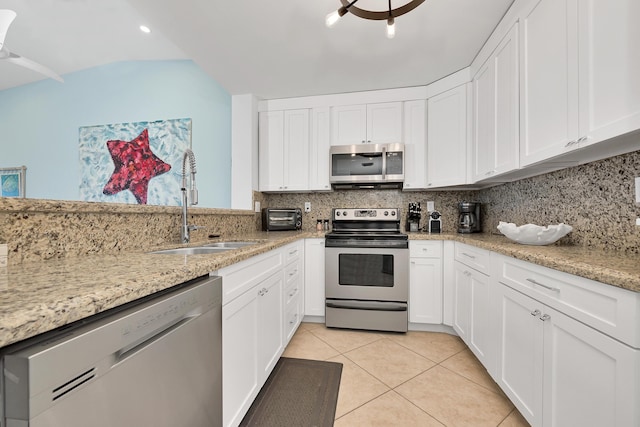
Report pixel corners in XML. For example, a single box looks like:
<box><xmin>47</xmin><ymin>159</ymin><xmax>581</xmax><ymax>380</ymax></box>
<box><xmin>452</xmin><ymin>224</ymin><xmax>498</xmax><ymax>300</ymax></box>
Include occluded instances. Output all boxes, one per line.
<box><xmin>1</xmin><ymin>231</ymin><xmax>638</xmax><ymax>349</ymax></box>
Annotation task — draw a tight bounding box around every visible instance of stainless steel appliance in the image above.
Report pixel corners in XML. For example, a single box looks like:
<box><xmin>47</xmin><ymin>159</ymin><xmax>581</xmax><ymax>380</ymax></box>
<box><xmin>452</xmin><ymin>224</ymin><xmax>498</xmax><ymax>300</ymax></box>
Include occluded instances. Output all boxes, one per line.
<box><xmin>325</xmin><ymin>208</ymin><xmax>409</xmax><ymax>332</ymax></box>
<box><xmin>458</xmin><ymin>201</ymin><xmax>481</xmax><ymax>233</ymax></box>
<box><xmin>1</xmin><ymin>275</ymin><xmax>222</xmax><ymax>427</ymax></box>
<box><xmin>330</xmin><ymin>143</ymin><xmax>404</xmax><ymax>189</ymax></box>
<box><xmin>262</xmin><ymin>208</ymin><xmax>302</xmax><ymax>231</ymax></box>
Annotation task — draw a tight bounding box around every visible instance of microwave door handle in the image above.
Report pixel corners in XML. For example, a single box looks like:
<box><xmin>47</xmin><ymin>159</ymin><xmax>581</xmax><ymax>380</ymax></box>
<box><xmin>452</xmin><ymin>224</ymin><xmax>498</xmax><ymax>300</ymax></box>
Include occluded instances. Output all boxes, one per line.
<box><xmin>381</xmin><ymin>146</ymin><xmax>387</xmax><ymax>180</ymax></box>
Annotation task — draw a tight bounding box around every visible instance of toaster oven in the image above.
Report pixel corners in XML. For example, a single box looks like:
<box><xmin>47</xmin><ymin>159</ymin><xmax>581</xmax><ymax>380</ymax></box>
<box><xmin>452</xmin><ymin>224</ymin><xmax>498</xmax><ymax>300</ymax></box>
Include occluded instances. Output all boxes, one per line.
<box><xmin>262</xmin><ymin>208</ymin><xmax>302</xmax><ymax>231</ymax></box>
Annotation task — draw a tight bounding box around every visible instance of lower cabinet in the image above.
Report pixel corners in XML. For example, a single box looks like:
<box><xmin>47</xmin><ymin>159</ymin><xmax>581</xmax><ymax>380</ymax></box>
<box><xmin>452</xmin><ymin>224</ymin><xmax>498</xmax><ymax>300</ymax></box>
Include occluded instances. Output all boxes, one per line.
<box><xmin>222</xmin><ymin>270</ymin><xmax>283</xmax><ymax>427</ymax></box>
<box><xmin>409</xmin><ymin>241</ymin><xmax>443</xmax><ymax>324</ymax></box>
<box><xmin>497</xmin><ymin>283</ymin><xmax>640</xmax><ymax>427</ymax></box>
<box><xmin>304</xmin><ymin>238</ymin><xmax>326</xmax><ymax>318</ymax></box>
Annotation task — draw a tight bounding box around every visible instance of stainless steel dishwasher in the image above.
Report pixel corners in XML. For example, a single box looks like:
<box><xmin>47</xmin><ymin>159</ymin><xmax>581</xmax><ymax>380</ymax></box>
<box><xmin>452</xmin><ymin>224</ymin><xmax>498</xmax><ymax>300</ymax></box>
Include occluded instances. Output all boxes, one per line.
<box><xmin>1</xmin><ymin>274</ymin><xmax>222</xmax><ymax>427</ymax></box>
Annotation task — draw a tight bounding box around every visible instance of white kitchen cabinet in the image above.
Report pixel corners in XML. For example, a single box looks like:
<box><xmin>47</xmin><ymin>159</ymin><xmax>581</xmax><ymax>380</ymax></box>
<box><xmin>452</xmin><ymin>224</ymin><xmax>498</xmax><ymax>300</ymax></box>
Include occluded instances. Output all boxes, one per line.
<box><xmin>309</xmin><ymin>107</ymin><xmax>331</xmax><ymax>191</ymax></box>
<box><xmin>520</xmin><ymin>0</ymin><xmax>640</xmax><ymax>167</ymax></box>
<box><xmin>283</xmin><ymin>241</ymin><xmax>304</xmax><ymax>344</ymax></box>
<box><xmin>472</xmin><ymin>22</ymin><xmax>519</xmax><ymax>182</ymax></box>
<box><xmin>519</xmin><ymin>0</ymin><xmax>579</xmax><ymax>166</ymax></box>
<box><xmin>496</xmin><ymin>283</ymin><xmax>640</xmax><ymax>427</ymax></box>
<box><xmin>452</xmin><ymin>243</ymin><xmax>493</xmax><ymax>369</ymax></box>
<box><xmin>402</xmin><ymin>100</ymin><xmax>428</xmax><ymax>190</ymax></box>
<box><xmin>304</xmin><ymin>238</ymin><xmax>325</xmax><ymax>319</ymax></box>
<box><xmin>577</xmin><ymin>0</ymin><xmax>640</xmax><ymax>149</ymax></box>
<box><xmin>257</xmin><ymin>271</ymin><xmax>284</xmax><ymax>381</ymax></box>
<box><xmin>426</xmin><ymin>84</ymin><xmax>470</xmax><ymax>187</ymax></box>
<box><xmin>409</xmin><ymin>241</ymin><xmax>442</xmax><ymax>324</ymax></box>
<box><xmin>259</xmin><ymin>109</ymin><xmax>309</xmax><ymax>192</ymax></box>
<box><xmin>330</xmin><ymin>102</ymin><xmax>403</xmax><ymax>145</ymax></box>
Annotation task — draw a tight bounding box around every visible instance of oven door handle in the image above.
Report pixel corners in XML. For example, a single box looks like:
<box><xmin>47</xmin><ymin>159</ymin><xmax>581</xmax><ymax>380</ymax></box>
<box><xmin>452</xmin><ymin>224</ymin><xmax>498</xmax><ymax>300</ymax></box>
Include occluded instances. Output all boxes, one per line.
<box><xmin>326</xmin><ymin>300</ymin><xmax>407</xmax><ymax>312</ymax></box>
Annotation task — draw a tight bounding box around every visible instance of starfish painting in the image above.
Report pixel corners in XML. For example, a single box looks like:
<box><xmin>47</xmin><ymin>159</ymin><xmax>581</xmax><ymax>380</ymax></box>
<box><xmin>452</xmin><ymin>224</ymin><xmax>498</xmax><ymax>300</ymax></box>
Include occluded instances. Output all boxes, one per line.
<box><xmin>102</xmin><ymin>129</ymin><xmax>171</xmax><ymax>204</ymax></box>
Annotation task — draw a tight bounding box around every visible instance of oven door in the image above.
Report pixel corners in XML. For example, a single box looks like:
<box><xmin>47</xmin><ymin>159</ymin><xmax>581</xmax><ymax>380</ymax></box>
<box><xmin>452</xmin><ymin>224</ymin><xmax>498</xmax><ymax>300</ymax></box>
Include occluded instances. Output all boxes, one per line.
<box><xmin>325</xmin><ymin>246</ymin><xmax>408</xmax><ymax>302</ymax></box>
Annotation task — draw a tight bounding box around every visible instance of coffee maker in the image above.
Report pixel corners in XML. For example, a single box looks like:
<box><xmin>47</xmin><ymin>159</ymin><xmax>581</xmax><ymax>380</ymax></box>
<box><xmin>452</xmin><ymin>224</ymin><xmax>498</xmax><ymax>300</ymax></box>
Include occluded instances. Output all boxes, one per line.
<box><xmin>406</xmin><ymin>202</ymin><xmax>421</xmax><ymax>232</ymax></box>
<box><xmin>458</xmin><ymin>202</ymin><xmax>481</xmax><ymax>233</ymax></box>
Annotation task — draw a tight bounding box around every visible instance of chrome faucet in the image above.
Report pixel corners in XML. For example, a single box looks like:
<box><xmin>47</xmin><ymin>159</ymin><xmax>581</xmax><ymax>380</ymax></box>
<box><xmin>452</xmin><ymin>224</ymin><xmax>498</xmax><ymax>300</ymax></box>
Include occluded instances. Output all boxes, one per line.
<box><xmin>181</xmin><ymin>149</ymin><xmax>201</xmax><ymax>243</ymax></box>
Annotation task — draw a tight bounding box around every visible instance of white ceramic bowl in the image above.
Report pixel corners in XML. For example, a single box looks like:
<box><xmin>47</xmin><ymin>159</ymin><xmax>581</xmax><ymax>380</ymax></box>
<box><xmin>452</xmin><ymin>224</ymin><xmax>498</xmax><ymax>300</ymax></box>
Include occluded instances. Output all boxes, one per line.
<box><xmin>497</xmin><ymin>221</ymin><xmax>573</xmax><ymax>246</ymax></box>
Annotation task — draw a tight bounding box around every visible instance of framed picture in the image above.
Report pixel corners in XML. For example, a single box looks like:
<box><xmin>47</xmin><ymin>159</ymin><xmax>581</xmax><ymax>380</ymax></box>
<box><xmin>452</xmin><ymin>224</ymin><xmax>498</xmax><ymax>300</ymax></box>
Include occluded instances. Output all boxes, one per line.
<box><xmin>0</xmin><ymin>166</ymin><xmax>26</xmax><ymax>198</ymax></box>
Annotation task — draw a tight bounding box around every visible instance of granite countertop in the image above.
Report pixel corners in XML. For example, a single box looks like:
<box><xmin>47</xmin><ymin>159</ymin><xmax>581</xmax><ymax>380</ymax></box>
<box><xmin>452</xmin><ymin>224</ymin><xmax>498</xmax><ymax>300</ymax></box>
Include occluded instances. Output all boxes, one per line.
<box><xmin>1</xmin><ymin>231</ymin><xmax>638</xmax><ymax>349</ymax></box>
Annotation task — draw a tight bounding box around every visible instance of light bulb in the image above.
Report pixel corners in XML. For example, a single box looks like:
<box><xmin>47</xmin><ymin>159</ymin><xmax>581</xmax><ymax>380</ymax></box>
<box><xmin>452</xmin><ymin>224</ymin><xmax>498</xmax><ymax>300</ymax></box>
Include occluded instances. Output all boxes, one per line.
<box><xmin>326</xmin><ymin>10</ymin><xmax>341</xmax><ymax>27</ymax></box>
<box><xmin>386</xmin><ymin>17</ymin><xmax>395</xmax><ymax>39</ymax></box>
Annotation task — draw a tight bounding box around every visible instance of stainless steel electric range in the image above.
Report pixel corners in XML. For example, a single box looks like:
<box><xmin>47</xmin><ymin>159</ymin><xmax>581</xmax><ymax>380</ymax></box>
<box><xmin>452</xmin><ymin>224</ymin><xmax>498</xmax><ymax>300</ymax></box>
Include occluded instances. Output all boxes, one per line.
<box><xmin>325</xmin><ymin>208</ymin><xmax>409</xmax><ymax>333</ymax></box>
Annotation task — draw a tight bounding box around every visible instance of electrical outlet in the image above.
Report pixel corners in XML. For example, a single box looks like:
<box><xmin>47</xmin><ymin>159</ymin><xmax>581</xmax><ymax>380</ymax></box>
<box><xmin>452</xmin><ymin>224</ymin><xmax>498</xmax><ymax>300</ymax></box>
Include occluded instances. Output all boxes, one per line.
<box><xmin>304</xmin><ymin>202</ymin><xmax>311</xmax><ymax>212</ymax></box>
<box><xmin>426</xmin><ymin>201</ymin><xmax>435</xmax><ymax>212</ymax></box>
<box><xmin>254</xmin><ymin>201</ymin><xmax>261</xmax><ymax>213</ymax></box>
<box><xmin>635</xmin><ymin>177</ymin><xmax>640</xmax><ymax>203</ymax></box>
<box><xmin>636</xmin><ymin>218</ymin><xmax>640</xmax><ymax>227</ymax></box>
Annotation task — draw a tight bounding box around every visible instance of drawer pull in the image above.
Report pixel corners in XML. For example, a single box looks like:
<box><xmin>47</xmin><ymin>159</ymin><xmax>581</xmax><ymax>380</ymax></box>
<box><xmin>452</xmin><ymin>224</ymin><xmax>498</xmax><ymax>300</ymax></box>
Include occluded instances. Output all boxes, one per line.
<box><xmin>288</xmin><ymin>270</ymin><xmax>297</xmax><ymax>277</ymax></box>
<box><xmin>289</xmin><ymin>288</ymin><xmax>297</xmax><ymax>297</ymax></box>
<box><xmin>526</xmin><ymin>278</ymin><xmax>560</xmax><ymax>292</ymax></box>
<box><xmin>289</xmin><ymin>249</ymin><xmax>298</xmax><ymax>255</ymax></box>
<box><xmin>462</xmin><ymin>252</ymin><xmax>476</xmax><ymax>259</ymax></box>
<box><xmin>530</xmin><ymin>309</ymin><xmax>541</xmax><ymax>316</ymax></box>
<box><xmin>540</xmin><ymin>314</ymin><xmax>551</xmax><ymax>322</ymax></box>
<box><xmin>464</xmin><ymin>271</ymin><xmax>472</xmax><ymax>277</ymax></box>
<box><xmin>289</xmin><ymin>314</ymin><xmax>299</xmax><ymax>325</ymax></box>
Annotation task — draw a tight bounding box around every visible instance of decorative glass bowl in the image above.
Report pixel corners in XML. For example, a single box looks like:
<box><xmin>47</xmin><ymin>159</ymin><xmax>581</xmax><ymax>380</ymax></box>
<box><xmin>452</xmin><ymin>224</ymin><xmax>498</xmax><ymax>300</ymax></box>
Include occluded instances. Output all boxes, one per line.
<box><xmin>497</xmin><ymin>221</ymin><xmax>573</xmax><ymax>246</ymax></box>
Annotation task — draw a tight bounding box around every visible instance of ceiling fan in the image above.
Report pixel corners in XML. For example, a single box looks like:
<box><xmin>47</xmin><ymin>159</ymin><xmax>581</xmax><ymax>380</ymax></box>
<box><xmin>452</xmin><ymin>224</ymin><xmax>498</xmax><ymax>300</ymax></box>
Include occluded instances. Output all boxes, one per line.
<box><xmin>0</xmin><ymin>9</ymin><xmax>64</xmax><ymax>83</ymax></box>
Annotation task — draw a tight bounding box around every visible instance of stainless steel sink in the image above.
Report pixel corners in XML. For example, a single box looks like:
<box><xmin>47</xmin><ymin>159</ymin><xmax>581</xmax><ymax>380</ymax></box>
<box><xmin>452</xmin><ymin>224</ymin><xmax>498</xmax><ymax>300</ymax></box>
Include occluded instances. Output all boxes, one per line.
<box><xmin>149</xmin><ymin>247</ymin><xmax>234</xmax><ymax>255</ymax></box>
<box><xmin>148</xmin><ymin>241</ymin><xmax>257</xmax><ymax>255</ymax></box>
<box><xmin>202</xmin><ymin>241</ymin><xmax>257</xmax><ymax>249</ymax></box>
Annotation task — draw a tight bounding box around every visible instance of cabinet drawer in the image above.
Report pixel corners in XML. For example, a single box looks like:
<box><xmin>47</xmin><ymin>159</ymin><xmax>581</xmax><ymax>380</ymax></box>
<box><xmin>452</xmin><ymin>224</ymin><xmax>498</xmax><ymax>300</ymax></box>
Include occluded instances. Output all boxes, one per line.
<box><xmin>496</xmin><ymin>254</ymin><xmax>640</xmax><ymax>348</ymax></box>
<box><xmin>454</xmin><ymin>243</ymin><xmax>490</xmax><ymax>275</ymax></box>
<box><xmin>285</xmin><ymin>276</ymin><xmax>302</xmax><ymax>308</ymax></box>
<box><xmin>283</xmin><ymin>241</ymin><xmax>302</xmax><ymax>265</ymax></box>
<box><xmin>285</xmin><ymin>300</ymin><xmax>302</xmax><ymax>343</ymax></box>
<box><xmin>219</xmin><ymin>249</ymin><xmax>283</xmax><ymax>305</ymax></box>
<box><xmin>409</xmin><ymin>240</ymin><xmax>442</xmax><ymax>258</ymax></box>
<box><xmin>284</xmin><ymin>258</ymin><xmax>301</xmax><ymax>286</ymax></box>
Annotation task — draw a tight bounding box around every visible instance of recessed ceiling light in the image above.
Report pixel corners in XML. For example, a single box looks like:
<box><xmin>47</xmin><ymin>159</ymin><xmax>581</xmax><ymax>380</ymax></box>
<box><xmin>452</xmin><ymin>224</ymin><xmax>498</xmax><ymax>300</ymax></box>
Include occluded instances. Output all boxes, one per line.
<box><xmin>139</xmin><ymin>25</ymin><xmax>151</xmax><ymax>34</ymax></box>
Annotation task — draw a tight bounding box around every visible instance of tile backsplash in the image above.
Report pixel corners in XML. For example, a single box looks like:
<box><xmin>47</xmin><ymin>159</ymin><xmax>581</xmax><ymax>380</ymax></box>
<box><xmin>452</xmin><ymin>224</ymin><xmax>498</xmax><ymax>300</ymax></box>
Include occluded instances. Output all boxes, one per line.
<box><xmin>266</xmin><ymin>149</ymin><xmax>640</xmax><ymax>253</ymax></box>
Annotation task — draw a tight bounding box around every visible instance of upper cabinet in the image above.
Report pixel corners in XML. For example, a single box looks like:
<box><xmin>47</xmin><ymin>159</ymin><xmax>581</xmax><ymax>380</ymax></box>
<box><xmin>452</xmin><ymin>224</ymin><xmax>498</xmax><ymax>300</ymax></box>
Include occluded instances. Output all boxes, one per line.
<box><xmin>259</xmin><ymin>109</ymin><xmax>310</xmax><ymax>192</ymax></box>
<box><xmin>309</xmin><ymin>107</ymin><xmax>331</xmax><ymax>191</ymax></box>
<box><xmin>402</xmin><ymin>100</ymin><xmax>428</xmax><ymax>190</ymax></box>
<box><xmin>331</xmin><ymin>102</ymin><xmax>403</xmax><ymax>145</ymax></box>
<box><xmin>426</xmin><ymin>84</ymin><xmax>470</xmax><ymax>188</ymax></box>
<box><xmin>472</xmin><ymin>23</ymin><xmax>520</xmax><ymax>182</ymax></box>
<box><xmin>520</xmin><ymin>0</ymin><xmax>640</xmax><ymax>166</ymax></box>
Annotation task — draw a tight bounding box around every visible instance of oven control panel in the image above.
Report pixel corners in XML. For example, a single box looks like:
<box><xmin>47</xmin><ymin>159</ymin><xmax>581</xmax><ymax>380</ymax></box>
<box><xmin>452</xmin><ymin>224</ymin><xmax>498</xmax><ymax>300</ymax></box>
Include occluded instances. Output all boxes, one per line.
<box><xmin>333</xmin><ymin>208</ymin><xmax>400</xmax><ymax>220</ymax></box>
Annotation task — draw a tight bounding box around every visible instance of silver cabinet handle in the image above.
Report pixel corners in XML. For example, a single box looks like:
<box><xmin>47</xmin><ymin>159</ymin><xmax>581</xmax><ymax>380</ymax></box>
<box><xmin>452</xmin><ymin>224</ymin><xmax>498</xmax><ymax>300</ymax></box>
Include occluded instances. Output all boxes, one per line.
<box><xmin>564</xmin><ymin>140</ymin><xmax>576</xmax><ymax>147</ymax></box>
<box><xmin>288</xmin><ymin>269</ymin><xmax>297</xmax><ymax>277</ymax></box>
<box><xmin>540</xmin><ymin>314</ymin><xmax>551</xmax><ymax>322</ymax></box>
<box><xmin>258</xmin><ymin>289</ymin><xmax>264</xmax><ymax>296</ymax></box>
<box><xmin>464</xmin><ymin>270</ymin><xmax>472</xmax><ymax>277</ymax></box>
<box><xmin>289</xmin><ymin>288</ymin><xmax>297</xmax><ymax>297</ymax></box>
<box><xmin>289</xmin><ymin>313</ymin><xmax>298</xmax><ymax>325</ymax></box>
<box><xmin>289</xmin><ymin>249</ymin><xmax>298</xmax><ymax>255</ymax></box>
<box><xmin>462</xmin><ymin>252</ymin><xmax>476</xmax><ymax>259</ymax></box>
<box><xmin>485</xmin><ymin>170</ymin><xmax>495</xmax><ymax>176</ymax></box>
<box><xmin>411</xmin><ymin>261</ymin><xmax>416</xmax><ymax>264</ymax></box>
<box><xmin>531</xmin><ymin>309</ymin><xmax>541</xmax><ymax>316</ymax></box>
<box><xmin>577</xmin><ymin>136</ymin><xmax>588</xmax><ymax>143</ymax></box>
<box><xmin>526</xmin><ymin>278</ymin><xmax>560</xmax><ymax>292</ymax></box>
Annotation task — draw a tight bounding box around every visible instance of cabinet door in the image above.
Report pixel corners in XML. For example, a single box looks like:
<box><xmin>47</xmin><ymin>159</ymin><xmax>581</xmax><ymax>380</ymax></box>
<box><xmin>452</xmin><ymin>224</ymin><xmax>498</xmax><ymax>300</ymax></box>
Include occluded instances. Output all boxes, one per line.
<box><xmin>543</xmin><ymin>305</ymin><xmax>640</xmax><ymax>427</ymax></box>
<box><xmin>222</xmin><ymin>286</ymin><xmax>259</xmax><ymax>427</ymax></box>
<box><xmin>304</xmin><ymin>238</ymin><xmax>326</xmax><ymax>317</ymax></box>
<box><xmin>577</xmin><ymin>0</ymin><xmax>640</xmax><ymax>147</ymax></box>
<box><xmin>427</xmin><ymin>84</ymin><xmax>469</xmax><ymax>187</ymax></box>
<box><xmin>452</xmin><ymin>262</ymin><xmax>472</xmax><ymax>341</ymax></box>
<box><xmin>468</xmin><ymin>268</ymin><xmax>491</xmax><ymax>365</ymax></box>
<box><xmin>472</xmin><ymin>56</ymin><xmax>496</xmax><ymax>180</ymax></box>
<box><xmin>257</xmin><ymin>271</ymin><xmax>284</xmax><ymax>384</ymax></box>
<box><xmin>496</xmin><ymin>284</ymin><xmax>544</xmax><ymax>427</ymax></box>
<box><xmin>258</xmin><ymin>111</ymin><xmax>284</xmax><ymax>191</ymax></box>
<box><xmin>283</xmin><ymin>109</ymin><xmax>310</xmax><ymax>191</ymax></box>
<box><xmin>409</xmin><ymin>257</ymin><xmax>443</xmax><ymax>324</ymax></box>
<box><xmin>520</xmin><ymin>0</ymin><xmax>580</xmax><ymax>166</ymax></box>
<box><xmin>493</xmin><ymin>22</ymin><xmax>519</xmax><ymax>176</ymax></box>
<box><xmin>331</xmin><ymin>104</ymin><xmax>367</xmax><ymax>145</ymax></box>
<box><xmin>309</xmin><ymin>107</ymin><xmax>331</xmax><ymax>191</ymax></box>
<box><xmin>402</xmin><ymin>100</ymin><xmax>427</xmax><ymax>189</ymax></box>
<box><xmin>366</xmin><ymin>102</ymin><xmax>403</xmax><ymax>143</ymax></box>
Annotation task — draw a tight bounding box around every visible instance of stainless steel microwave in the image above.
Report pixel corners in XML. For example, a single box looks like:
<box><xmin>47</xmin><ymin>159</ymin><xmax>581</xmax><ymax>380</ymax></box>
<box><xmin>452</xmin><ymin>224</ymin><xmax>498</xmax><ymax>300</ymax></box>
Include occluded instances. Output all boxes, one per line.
<box><xmin>262</xmin><ymin>208</ymin><xmax>302</xmax><ymax>231</ymax></box>
<box><xmin>330</xmin><ymin>143</ymin><xmax>404</xmax><ymax>189</ymax></box>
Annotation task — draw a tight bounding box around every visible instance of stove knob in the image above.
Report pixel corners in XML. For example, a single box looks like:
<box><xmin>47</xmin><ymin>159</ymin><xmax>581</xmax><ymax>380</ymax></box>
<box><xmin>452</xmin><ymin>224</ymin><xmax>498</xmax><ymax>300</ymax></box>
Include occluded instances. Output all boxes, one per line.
<box><xmin>391</xmin><ymin>211</ymin><xmax>396</xmax><ymax>216</ymax></box>
<box><xmin>342</xmin><ymin>211</ymin><xmax>348</xmax><ymax>217</ymax></box>
<box><xmin>336</xmin><ymin>211</ymin><xmax>341</xmax><ymax>216</ymax></box>
<box><xmin>384</xmin><ymin>211</ymin><xmax>389</xmax><ymax>216</ymax></box>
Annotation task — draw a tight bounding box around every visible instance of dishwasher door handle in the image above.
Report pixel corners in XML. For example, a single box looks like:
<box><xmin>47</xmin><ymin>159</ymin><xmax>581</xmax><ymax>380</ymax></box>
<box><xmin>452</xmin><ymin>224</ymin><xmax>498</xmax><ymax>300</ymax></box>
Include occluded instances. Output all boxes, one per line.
<box><xmin>113</xmin><ymin>314</ymin><xmax>198</xmax><ymax>366</ymax></box>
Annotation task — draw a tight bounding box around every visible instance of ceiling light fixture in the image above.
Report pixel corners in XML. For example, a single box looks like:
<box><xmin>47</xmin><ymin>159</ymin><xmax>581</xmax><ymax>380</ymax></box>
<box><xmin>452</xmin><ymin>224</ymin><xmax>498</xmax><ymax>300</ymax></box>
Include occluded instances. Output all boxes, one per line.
<box><xmin>139</xmin><ymin>25</ymin><xmax>151</xmax><ymax>34</ymax></box>
<box><xmin>325</xmin><ymin>0</ymin><xmax>425</xmax><ymax>38</ymax></box>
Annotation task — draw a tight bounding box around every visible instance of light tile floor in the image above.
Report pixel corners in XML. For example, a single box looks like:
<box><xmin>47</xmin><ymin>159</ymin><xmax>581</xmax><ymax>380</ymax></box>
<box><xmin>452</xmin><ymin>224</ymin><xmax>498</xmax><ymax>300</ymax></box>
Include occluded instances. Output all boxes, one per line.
<box><xmin>282</xmin><ymin>322</ymin><xmax>530</xmax><ymax>427</ymax></box>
